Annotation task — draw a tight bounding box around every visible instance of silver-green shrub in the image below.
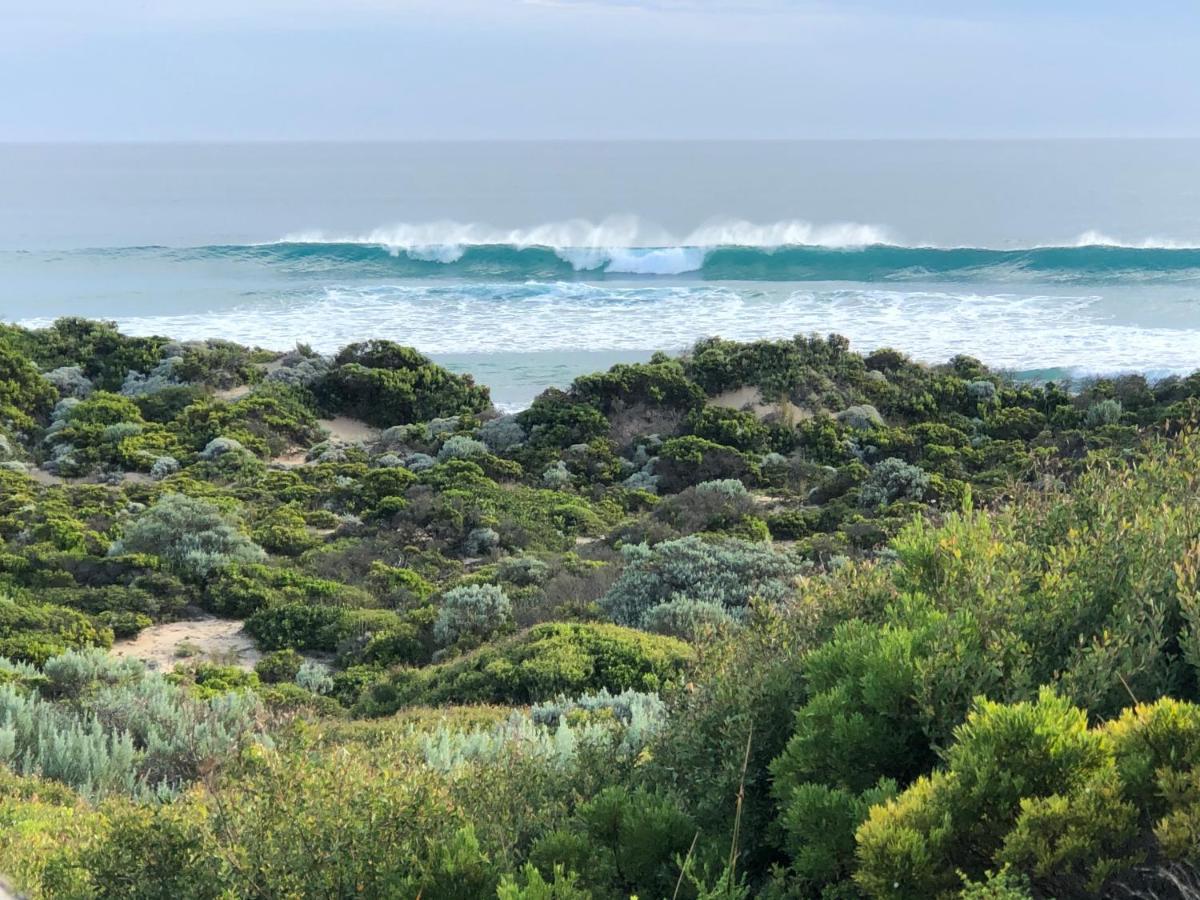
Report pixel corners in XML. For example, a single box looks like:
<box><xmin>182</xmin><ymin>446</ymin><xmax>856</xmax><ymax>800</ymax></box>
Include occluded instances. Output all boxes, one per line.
<box><xmin>1084</xmin><ymin>398</ymin><xmax>1123</xmax><ymax>427</ymax></box>
<box><xmin>479</xmin><ymin>415</ymin><xmax>527</xmax><ymax>453</ymax></box>
<box><xmin>295</xmin><ymin>661</ymin><xmax>334</xmax><ymax>696</ymax></box>
<box><xmin>859</xmin><ymin>457</ymin><xmax>931</xmax><ymax>509</ymax></box>
<box><xmin>437</xmin><ymin>435</ymin><xmax>488</xmax><ymax>462</ymax></box>
<box><xmin>836</xmin><ymin>404</ymin><xmax>884</xmax><ymax>430</ymax></box>
<box><xmin>600</xmin><ymin>535</ymin><xmax>805</xmax><ymax>629</ymax></box>
<box><xmin>640</xmin><ymin>598</ymin><xmax>739</xmax><ymax>641</ymax></box>
<box><xmin>44</xmin><ymin>366</ymin><xmax>93</xmax><ymax>399</ymax></box>
<box><xmin>0</xmin><ymin>649</ymin><xmax>265</xmax><ymax>799</ymax></box>
<box><xmin>464</xmin><ymin>526</ymin><xmax>501</xmax><ymax>557</ymax></box>
<box><xmin>150</xmin><ymin>455</ymin><xmax>180</xmax><ymax>480</ymax></box>
<box><xmin>433</xmin><ymin>584</ymin><xmax>513</xmax><ymax>647</ymax></box>
<box><xmin>109</xmin><ymin>493</ymin><xmax>265</xmax><ymax>580</ymax></box>
<box><xmin>542</xmin><ymin>461</ymin><xmax>571</xmax><ymax>489</ymax></box>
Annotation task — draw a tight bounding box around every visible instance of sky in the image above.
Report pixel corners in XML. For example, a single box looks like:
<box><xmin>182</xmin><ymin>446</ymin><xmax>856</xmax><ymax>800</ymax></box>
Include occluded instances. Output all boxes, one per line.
<box><xmin>2</xmin><ymin>0</ymin><xmax>1199</xmax><ymax>141</ymax></box>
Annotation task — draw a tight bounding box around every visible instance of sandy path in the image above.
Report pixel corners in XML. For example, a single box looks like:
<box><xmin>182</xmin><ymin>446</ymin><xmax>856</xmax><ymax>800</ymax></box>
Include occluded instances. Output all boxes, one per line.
<box><xmin>318</xmin><ymin>416</ymin><xmax>379</xmax><ymax>443</ymax></box>
<box><xmin>112</xmin><ymin>616</ymin><xmax>262</xmax><ymax>671</ymax></box>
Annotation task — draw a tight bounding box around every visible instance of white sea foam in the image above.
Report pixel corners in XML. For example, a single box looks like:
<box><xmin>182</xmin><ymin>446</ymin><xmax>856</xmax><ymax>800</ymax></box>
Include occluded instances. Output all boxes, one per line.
<box><xmin>280</xmin><ymin>216</ymin><xmax>891</xmax><ymax>253</ymax></box>
<box><xmin>29</xmin><ymin>282</ymin><xmax>1197</xmax><ymax>407</ymax></box>
<box><xmin>279</xmin><ymin>217</ymin><xmax>1200</xmax><ymax>258</ymax></box>
<box><xmin>1066</xmin><ymin>231</ymin><xmax>1200</xmax><ymax>250</ymax></box>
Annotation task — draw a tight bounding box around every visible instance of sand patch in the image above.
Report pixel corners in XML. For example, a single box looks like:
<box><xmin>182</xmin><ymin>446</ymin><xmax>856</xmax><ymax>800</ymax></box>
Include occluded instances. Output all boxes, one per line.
<box><xmin>214</xmin><ymin>384</ymin><xmax>253</xmax><ymax>402</ymax></box>
<box><xmin>710</xmin><ymin>386</ymin><xmax>813</xmax><ymax>425</ymax></box>
<box><xmin>271</xmin><ymin>449</ymin><xmax>309</xmax><ymax>468</ymax></box>
<box><xmin>319</xmin><ymin>417</ymin><xmax>379</xmax><ymax>444</ymax></box>
<box><xmin>112</xmin><ymin>616</ymin><xmax>261</xmax><ymax>672</ymax></box>
<box><xmin>24</xmin><ymin>468</ymin><xmax>154</xmax><ymax>487</ymax></box>
<box><xmin>24</xmin><ymin>468</ymin><xmax>65</xmax><ymax>486</ymax></box>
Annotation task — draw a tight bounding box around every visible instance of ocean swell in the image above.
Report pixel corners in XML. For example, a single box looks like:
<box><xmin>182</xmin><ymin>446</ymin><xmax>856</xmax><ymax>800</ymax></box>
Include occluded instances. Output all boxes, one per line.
<box><xmin>217</xmin><ymin>240</ymin><xmax>1200</xmax><ymax>283</ymax></box>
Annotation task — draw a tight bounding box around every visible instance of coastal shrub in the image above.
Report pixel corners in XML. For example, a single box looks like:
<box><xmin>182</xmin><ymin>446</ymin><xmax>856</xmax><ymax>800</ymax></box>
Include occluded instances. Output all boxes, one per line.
<box><xmin>0</xmin><ymin>596</ymin><xmax>112</xmax><ymax>665</ymax></box>
<box><xmin>688</xmin><ymin>405</ymin><xmax>770</xmax><ymax>452</ymax></box>
<box><xmin>1</xmin><ymin>318</ymin><xmax>165</xmax><ymax>391</ymax></box>
<box><xmin>433</xmin><ymin>584</ymin><xmax>513</xmax><ymax>647</ymax></box>
<box><xmin>640</xmin><ymin>598</ymin><xmax>737</xmax><ymax>641</ymax></box>
<box><xmin>654</xmin><ymin>435</ymin><xmax>751</xmax><ymax>492</ymax></box>
<box><xmin>109</xmin><ymin>494</ymin><xmax>265</xmax><ymax>581</ymax></box>
<box><xmin>44</xmin><ymin>366</ymin><xmax>93</xmax><ymax>400</ymax></box>
<box><xmin>203</xmin><ymin>564</ymin><xmax>348</xmax><ymax>618</ymax></box>
<box><xmin>854</xmin><ymin>689</ymin><xmax>1116</xmax><ymax>899</ymax></box>
<box><xmin>356</xmin><ymin>622</ymin><xmax>693</xmax><ymax>712</ymax></box>
<box><xmin>244</xmin><ymin>603</ymin><xmax>351</xmax><ymax>652</ymax></box>
<box><xmin>463</xmin><ymin>526</ymin><xmax>501</xmax><ymax>557</ymax></box>
<box><xmin>1084</xmin><ymin>397</ymin><xmax>1124</xmax><ymax>427</ymax></box>
<box><xmin>266</xmin><ymin>347</ymin><xmax>332</xmax><ymax>388</ymax></box>
<box><xmin>314</xmin><ymin>341</ymin><xmax>490</xmax><ymax>428</ymax></box>
<box><xmin>529</xmin><ymin>786</ymin><xmax>697</xmax><ymax>899</ymax></box>
<box><xmin>438</xmin><ymin>434</ymin><xmax>488</xmax><ymax>462</ymax></box>
<box><xmin>251</xmin><ymin>505</ymin><xmax>318</xmax><ymax>556</ymax></box>
<box><xmin>571</xmin><ymin>358</ymin><xmax>705</xmax><ymax>416</ymax></box>
<box><xmin>0</xmin><ymin>345</ymin><xmax>58</xmax><ymax>430</ymax></box>
<box><xmin>478</xmin><ymin>415</ymin><xmax>527</xmax><ymax>453</ymax></box>
<box><xmin>600</xmin><ymin>535</ymin><xmax>805</xmax><ymax>629</ymax></box>
<box><xmin>542</xmin><ymin>460</ymin><xmax>571</xmax><ymax>488</ymax></box>
<box><xmin>836</xmin><ymin>404</ymin><xmax>884</xmax><ymax>431</ymax></box>
<box><xmin>0</xmin><ymin>648</ymin><xmax>264</xmax><ymax>799</ymax></box>
<box><xmin>295</xmin><ymin>661</ymin><xmax>335</xmax><ymax>696</ymax></box>
<box><xmin>120</xmin><ymin>354</ymin><xmax>184</xmax><ymax>397</ymax></box>
<box><xmin>859</xmin><ymin>457</ymin><xmax>932</xmax><ymax>509</ymax></box>
<box><xmin>255</xmin><ymin>649</ymin><xmax>304</xmax><ymax>684</ymax></box>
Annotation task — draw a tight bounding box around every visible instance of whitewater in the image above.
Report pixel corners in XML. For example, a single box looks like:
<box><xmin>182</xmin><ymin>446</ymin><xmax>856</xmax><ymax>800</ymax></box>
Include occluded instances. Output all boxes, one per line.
<box><xmin>3</xmin><ymin>141</ymin><xmax>1199</xmax><ymax>407</ymax></box>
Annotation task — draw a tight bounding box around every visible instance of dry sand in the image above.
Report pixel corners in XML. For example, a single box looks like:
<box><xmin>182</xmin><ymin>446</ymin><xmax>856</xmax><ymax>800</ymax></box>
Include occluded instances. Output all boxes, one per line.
<box><xmin>112</xmin><ymin>616</ymin><xmax>262</xmax><ymax>671</ymax></box>
<box><xmin>318</xmin><ymin>416</ymin><xmax>379</xmax><ymax>443</ymax></box>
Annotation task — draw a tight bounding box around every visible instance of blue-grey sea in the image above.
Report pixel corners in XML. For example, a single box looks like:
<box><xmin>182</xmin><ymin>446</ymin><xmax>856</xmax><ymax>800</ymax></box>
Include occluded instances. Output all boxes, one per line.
<box><xmin>3</xmin><ymin>140</ymin><xmax>1199</xmax><ymax>407</ymax></box>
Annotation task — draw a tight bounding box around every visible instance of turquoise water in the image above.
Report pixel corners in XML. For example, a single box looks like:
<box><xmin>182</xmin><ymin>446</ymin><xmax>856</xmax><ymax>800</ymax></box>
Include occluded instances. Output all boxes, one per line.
<box><xmin>3</xmin><ymin>141</ymin><xmax>1199</xmax><ymax>407</ymax></box>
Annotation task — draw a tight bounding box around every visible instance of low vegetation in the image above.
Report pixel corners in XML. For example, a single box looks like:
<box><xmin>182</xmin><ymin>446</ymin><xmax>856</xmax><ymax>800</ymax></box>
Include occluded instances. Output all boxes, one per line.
<box><xmin>0</xmin><ymin>317</ymin><xmax>1197</xmax><ymax>897</ymax></box>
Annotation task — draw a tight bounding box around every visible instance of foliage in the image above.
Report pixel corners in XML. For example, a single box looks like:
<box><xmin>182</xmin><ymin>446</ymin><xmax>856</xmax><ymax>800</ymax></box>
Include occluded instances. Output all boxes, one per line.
<box><xmin>110</xmin><ymin>493</ymin><xmax>265</xmax><ymax>581</ymax></box>
<box><xmin>356</xmin><ymin>623</ymin><xmax>693</xmax><ymax>713</ymax></box>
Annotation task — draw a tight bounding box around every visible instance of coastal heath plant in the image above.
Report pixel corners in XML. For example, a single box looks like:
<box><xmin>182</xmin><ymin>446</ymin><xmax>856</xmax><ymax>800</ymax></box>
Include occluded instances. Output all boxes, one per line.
<box><xmin>600</xmin><ymin>535</ymin><xmax>805</xmax><ymax>629</ymax></box>
<box><xmin>109</xmin><ymin>493</ymin><xmax>265</xmax><ymax>581</ymax></box>
<box><xmin>434</xmin><ymin>584</ymin><xmax>513</xmax><ymax>647</ymax></box>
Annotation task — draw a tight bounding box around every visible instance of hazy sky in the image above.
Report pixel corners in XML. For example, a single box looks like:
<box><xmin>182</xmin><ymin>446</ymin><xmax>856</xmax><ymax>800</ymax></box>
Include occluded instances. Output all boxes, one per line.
<box><xmin>3</xmin><ymin>0</ymin><xmax>1198</xmax><ymax>140</ymax></box>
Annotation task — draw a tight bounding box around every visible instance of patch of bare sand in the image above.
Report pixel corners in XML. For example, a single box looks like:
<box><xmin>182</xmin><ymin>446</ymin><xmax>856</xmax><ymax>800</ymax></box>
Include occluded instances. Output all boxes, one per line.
<box><xmin>318</xmin><ymin>416</ymin><xmax>379</xmax><ymax>444</ymax></box>
<box><xmin>710</xmin><ymin>386</ymin><xmax>812</xmax><ymax>425</ymax></box>
<box><xmin>213</xmin><ymin>384</ymin><xmax>253</xmax><ymax>402</ymax></box>
<box><xmin>112</xmin><ymin>616</ymin><xmax>262</xmax><ymax>672</ymax></box>
<box><xmin>23</xmin><ymin>468</ymin><xmax>65</xmax><ymax>486</ymax></box>
<box><xmin>270</xmin><ymin>449</ymin><xmax>309</xmax><ymax>468</ymax></box>
<box><xmin>24</xmin><ymin>468</ymin><xmax>154</xmax><ymax>487</ymax></box>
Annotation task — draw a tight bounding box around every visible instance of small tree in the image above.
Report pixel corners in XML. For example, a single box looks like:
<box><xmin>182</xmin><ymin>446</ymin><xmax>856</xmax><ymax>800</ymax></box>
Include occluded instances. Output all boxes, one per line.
<box><xmin>109</xmin><ymin>493</ymin><xmax>265</xmax><ymax>581</ymax></box>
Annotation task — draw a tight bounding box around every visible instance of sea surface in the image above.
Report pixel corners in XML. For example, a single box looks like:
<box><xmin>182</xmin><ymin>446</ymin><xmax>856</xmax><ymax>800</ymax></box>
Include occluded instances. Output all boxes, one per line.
<box><xmin>3</xmin><ymin>141</ymin><xmax>1200</xmax><ymax>408</ymax></box>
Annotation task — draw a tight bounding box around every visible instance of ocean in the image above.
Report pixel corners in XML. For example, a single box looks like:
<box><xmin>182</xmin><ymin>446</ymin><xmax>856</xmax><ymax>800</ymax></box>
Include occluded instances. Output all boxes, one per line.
<box><xmin>3</xmin><ymin>140</ymin><xmax>1199</xmax><ymax>408</ymax></box>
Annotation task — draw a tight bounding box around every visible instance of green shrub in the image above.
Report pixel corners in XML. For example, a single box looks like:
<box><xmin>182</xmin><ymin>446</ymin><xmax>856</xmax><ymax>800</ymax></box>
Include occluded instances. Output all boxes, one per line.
<box><xmin>314</xmin><ymin>341</ymin><xmax>490</xmax><ymax>428</ymax></box>
<box><xmin>357</xmin><ymin>622</ymin><xmax>694</xmax><ymax>712</ymax></box>
<box><xmin>110</xmin><ymin>494</ymin><xmax>265</xmax><ymax>581</ymax></box>
<box><xmin>854</xmin><ymin>689</ymin><xmax>1114</xmax><ymax>899</ymax></box>
<box><xmin>255</xmin><ymin>649</ymin><xmax>304</xmax><ymax>684</ymax></box>
<box><xmin>0</xmin><ymin>344</ymin><xmax>55</xmax><ymax>430</ymax></box>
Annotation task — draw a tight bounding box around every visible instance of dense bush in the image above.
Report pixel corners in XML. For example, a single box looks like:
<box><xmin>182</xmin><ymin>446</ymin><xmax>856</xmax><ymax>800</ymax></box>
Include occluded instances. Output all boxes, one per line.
<box><xmin>356</xmin><ymin>623</ymin><xmax>694</xmax><ymax>713</ymax></box>
<box><xmin>433</xmin><ymin>583</ymin><xmax>513</xmax><ymax>647</ymax></box>
<box><xmin>314</xmin><ymin>341</ymin><xmax>491</xmax><ymax>428</ymax></box>
<box><xmin>0</xmin><ymin>345</ymin><xmax>55</xmax><ymax>430</ymax></box>
<box><xmin>109</xmin><ymin>494</ymin><xmax>265</xmax><ymax>581</ymax></box>
<box><xmin>600</xmin><ymin>535</ymin><xmax>806</xmax><ymax>630</ymax></box>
